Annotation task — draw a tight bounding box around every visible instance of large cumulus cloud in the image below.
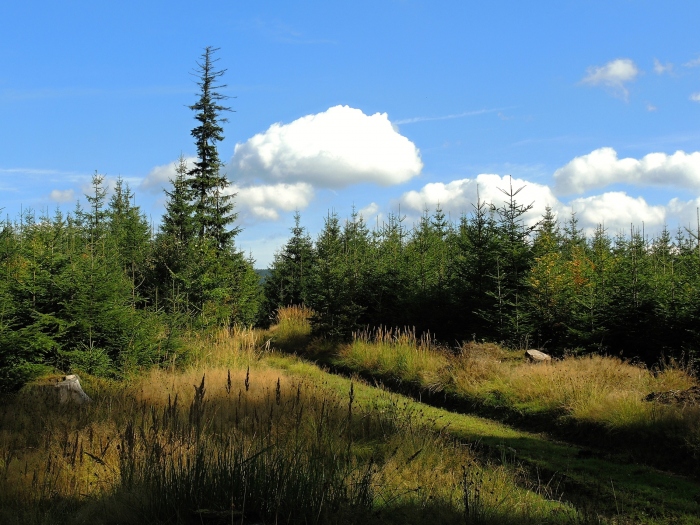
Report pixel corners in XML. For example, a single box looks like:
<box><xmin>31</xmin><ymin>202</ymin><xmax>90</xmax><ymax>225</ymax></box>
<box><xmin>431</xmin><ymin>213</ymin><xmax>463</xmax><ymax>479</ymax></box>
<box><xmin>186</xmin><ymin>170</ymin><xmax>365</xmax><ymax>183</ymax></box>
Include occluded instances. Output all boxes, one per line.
<box><xmin>230</xmin><ymin>105</ymin><xmax>423</xmax><ymax>188</ymax></box>
<box><xmin>397</xmin><ymin>176</ymin><xmax>676</xmax><ymax>237</ymax></box>
<box><xmin>399</xmin><ymin>174</ymin><xmax>558</xmax><ymax>226</ymax></box>
<box><xmin>554</xmin><ymin>148</ymin><xmax>700</xmax><ymax>195</ymax></box>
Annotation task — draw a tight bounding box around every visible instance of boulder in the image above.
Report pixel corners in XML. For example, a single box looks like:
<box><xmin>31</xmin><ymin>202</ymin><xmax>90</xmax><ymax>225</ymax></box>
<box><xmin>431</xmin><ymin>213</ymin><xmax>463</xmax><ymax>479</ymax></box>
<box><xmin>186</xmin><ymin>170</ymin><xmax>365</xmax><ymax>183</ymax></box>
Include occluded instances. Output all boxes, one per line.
<box><xmin>55</xmin><ymin>374</ymin><xmax>91</xmax><ymax>405</ymax></box>
<box><xmin>525</xmin><ymin>349</ymin><xmax>552</xmax><ymax>363</ymax></box>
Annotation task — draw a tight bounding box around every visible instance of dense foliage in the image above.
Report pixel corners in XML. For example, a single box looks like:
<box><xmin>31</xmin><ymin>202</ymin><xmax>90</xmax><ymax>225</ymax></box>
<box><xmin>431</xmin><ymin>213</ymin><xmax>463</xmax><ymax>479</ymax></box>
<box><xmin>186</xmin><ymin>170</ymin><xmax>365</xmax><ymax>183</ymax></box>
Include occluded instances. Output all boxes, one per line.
<box><xmin>265</xmin><ymin>190</ymin><xmax>700</xmax><ymax>365</ymax></box>
<box><xmin>3</xmin><ymin>44</ymin><xmax>699</xmax><ymax>388</ymax></box>
<box><xmin>0</xmin><ymin>48</ymin><xmax>260</xmax><ymax>390</ymax></box>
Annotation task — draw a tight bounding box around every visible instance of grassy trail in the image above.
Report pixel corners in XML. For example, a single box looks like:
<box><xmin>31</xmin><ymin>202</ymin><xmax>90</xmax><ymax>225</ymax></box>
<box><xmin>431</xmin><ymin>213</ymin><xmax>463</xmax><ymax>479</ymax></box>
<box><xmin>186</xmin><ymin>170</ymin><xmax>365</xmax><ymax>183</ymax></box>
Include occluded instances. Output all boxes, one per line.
<box><xmin>265</xmin><ymin>352</ymin><xmax>700</xmax><ymax>523</ymax></box>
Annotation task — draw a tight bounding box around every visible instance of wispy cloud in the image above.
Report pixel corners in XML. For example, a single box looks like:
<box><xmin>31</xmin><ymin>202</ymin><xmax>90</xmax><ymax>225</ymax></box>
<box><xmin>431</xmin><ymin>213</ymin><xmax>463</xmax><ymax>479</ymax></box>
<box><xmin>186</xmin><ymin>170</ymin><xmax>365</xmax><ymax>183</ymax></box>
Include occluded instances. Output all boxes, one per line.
<box><xmin>691</xmin><ymin>93</ymin><xmax>700</xmax><ymax>102</ymax></box>
<box><xmin>244</xmin><ymin>18</ymin><xmax>336</xmax><ymax>45</ymax></box>
<box><xmin>511</xmin><ymin>135</ymin><xmax>593</xmax><ymax>147</ymax></box>
<box><xmin>683</xmin><ymin>56</ymin><xmax>700</xmax><ymax>68</ymax></box>
<box><xmin>0</xmin><ymin>167</ymin><xmax>84</xmax><ymax>177</ymax></box>
<box><xmin>581</xmin><ymin>58</ymin><xmax>639</xmax><ymax>101</ymax></box>
<box><xmin>653</xmin><ymin>58</ymin><xmax>673</xmax><ymax>75</ymax></box>
<box><xmin>394</xmin><ymin>107</ymin><xmax>512</xmax><ymax>125</ymax></box>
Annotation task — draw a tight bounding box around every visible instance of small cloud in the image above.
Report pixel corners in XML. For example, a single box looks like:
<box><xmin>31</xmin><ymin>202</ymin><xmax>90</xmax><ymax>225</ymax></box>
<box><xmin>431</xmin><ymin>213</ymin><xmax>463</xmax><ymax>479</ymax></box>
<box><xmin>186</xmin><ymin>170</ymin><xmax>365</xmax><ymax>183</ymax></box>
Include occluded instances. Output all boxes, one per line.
<box><xmin>225</xmin><ymin>182</ymin><xmax>315</xmax><ymax>221</ymax></box>
<box><xmin>646</xmin><ymin>103</ymin><xmax>658</xmax><ymax>112</ymax></box>
<box><xmin>140</xmin><ymin>157</ymin><xmax>197</xmax><ymax>193</ymax></box>
<box><xmin>569</xmin><ymin>192</ymin><xmax>666</xmax><ymax>232</ymax></box>
<box><xmin>358</xmin><ymin>202</ymin><xmax>380</xmax><ymax>221</ymax></box>
<box><xmin>398</xmin><ymin>174</ymin><xmax>558</xmax><ymax>227</ymax></box>
<box><xmin>581</xmin><ymin>58</ymin><xmax>639</xmax><ymax>100</ymax></box>
<box><xmin>49</xmin><ymin>189</ymin><xmax>75</xmax><ymax>203</ymax></box>
<box><xmin>683</xmin><ymin>56</ymin><xmax>700</xmax><ymax>68</ymax></box>
<box><xmin>691</xmin><ymin>93</ymin><xmax>700</xmax><ymax>102</ymax></box>
<box><xmin>653</xmin><ymin>58</ymin><xmax>673</xmax><ymax>75</ymax></box>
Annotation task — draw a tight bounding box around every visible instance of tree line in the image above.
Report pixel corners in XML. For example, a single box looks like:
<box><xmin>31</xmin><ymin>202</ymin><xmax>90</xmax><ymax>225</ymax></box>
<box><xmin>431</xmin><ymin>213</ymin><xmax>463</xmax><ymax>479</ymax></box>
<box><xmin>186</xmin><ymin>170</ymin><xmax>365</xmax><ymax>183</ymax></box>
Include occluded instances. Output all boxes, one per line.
<box><xmin>2</xmin><ymin>46</ymin><xmax>699</xmax><ymax>389</ymax></box>
<box><xmin>264</xmin><ymin>185</ymin><xmax>700</xmax><ymax>366</ymax></box>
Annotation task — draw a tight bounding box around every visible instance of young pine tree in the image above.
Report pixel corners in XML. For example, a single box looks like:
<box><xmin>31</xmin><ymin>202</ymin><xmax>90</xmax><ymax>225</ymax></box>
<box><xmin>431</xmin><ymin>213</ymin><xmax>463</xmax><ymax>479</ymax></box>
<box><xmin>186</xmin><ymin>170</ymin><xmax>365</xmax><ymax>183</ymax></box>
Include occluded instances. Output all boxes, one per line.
<box><xmin>262</xmin><ymin>212</ymin><xmax>315</xmax><ymax>323</ymax></box>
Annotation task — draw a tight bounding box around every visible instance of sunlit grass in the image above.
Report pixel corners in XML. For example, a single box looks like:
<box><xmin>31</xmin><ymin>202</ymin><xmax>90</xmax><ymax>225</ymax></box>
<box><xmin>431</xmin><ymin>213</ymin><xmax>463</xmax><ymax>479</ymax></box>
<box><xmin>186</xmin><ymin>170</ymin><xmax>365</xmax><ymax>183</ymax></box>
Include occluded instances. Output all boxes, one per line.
<box><xmin>0</xmin><ymin>324</ymin><xmax>580</xmax><ymax>524</ymax></box>
<box><xmin>272</xmin><ymin>307</ymin><xmax>700</xmax><ymax>468</ymax></box>
<box><xmin>344</xmin><ymin>327</ymin><xmax>446</xmax><ymax>389</ymax></box>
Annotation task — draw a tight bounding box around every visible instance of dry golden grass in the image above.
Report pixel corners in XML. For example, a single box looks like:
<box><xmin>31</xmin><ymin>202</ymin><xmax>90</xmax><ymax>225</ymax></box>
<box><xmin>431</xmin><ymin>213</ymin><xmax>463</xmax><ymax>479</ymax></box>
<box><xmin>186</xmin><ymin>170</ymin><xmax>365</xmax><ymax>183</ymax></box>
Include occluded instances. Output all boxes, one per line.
<box><xmin>342</xmin><ymin>327</ymin><xmax>448</xmax><ymax>389</ymax></box>
<box><xmin>311</xmin><ymin>309</ymin><xmax>700</xmax><ymax>446</ymax></box>
<box><xmin>455</xmin><ymin>353</ymin><xmax>697</xmax><ymax>426</ymax></box>
<box><xmin>179</xmin><ymin>324</ymin><xmax>269</xmax><ymax>369</ymax></box>
<box><xmin>0</xmin><ymin>324</ymin><xmax>576</xmax><ymax>524</ymax></box>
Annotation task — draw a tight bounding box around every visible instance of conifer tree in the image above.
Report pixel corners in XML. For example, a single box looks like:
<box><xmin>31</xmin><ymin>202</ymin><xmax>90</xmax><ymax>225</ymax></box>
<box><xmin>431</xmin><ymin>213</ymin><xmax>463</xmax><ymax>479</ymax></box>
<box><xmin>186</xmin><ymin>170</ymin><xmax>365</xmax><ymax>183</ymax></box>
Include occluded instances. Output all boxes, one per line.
<box><xmin>367</xmin><ymin>212</ymin><xmax>410</xmax><ymax>328</ymax></box>
<box><xmin>307</xmin><ymin>212</ymin><xmax>357</xmax><ymax>338</ymax></box>
<box><xmin>161</xmin><ymin>155</ymin><xmax>195</xmax><ymax>244</ymax></box>
<box><xmin>450</xmin><ymin>194</ymin><xmax>500</xmax><ymax>338</ymax></box>
<box><xmin>108</xmin><ymin>177</ymin><xmax>151</xmax><ymax>308</ymax></box>
<box><xmin>188</xmin><ymin>46</ymin><xmax>239</xmax><ymax>251</ymax></box>
<box><xmin>262</xmin><ymin>212</ymin><xmax>315</xmax><ymax>321</ymax></box>
<box><xmin>484</xmin><ymin>178</ymin><xmax>538</xmax><ymax>343</ymax></box>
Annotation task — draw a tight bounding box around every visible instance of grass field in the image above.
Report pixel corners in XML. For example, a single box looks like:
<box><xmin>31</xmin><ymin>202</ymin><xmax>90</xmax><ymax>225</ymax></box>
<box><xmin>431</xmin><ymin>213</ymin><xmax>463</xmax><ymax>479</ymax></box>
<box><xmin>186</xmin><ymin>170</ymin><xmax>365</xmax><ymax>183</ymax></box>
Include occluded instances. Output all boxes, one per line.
<box><xmin>2</xmin><ymin>310</ymin><xmax>700</xmax><ymax>523</ymax></box>
<box><xmin>304</xmin><ymin>316</ymin><xmax>700</xmax><ymax>472</ymax></box>
<box><xmin>0</xmin><ymin>326</ymin><xmax>581</xmax><ymax>525</ymax></box>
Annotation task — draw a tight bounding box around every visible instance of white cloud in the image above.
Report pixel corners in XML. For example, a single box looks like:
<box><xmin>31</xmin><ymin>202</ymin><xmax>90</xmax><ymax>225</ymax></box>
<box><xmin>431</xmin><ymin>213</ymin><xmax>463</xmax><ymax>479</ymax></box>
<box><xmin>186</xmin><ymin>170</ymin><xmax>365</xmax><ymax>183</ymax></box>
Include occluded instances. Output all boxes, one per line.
<box><xmin>396</xmin><ymin>175</ymin><xmax>680</xmax><ymax>239</ymax></box>
<box><xmin>140</xmin><ymin>156</ymin><xmax>197</xmax><ymax>193</ymax></box>
<box><xmin>394</xmin><ymin>107</ymin><xmax>507</xmax><ymax>125</ymax></box>
<box><xmin>667</xmin><ymin>197</ymin><xmax>700</xmax><ymax>228</ymax></box>
<box><xmin>231</xmin><ymin>105</ymin><xmax>423</xmax><ymax>188</ymax></box>
<box><xmin>653</xmin><ymin>58</ymin><xmax>673</xmax><ymax>75</ymax></box>
<box><xmin>690</xmin><ymin>93</ymin><xmax>700</xmax><ymax>102</ymax></box>
<box><xmin>49</xmin><ymin>189</ymin><xmax>75</xmax><ymax>203</ymax></box>
<box><xmin>553</xmin><ymin>147</ymin><xmax>700</xmax><ymax>195</ymax></box>
<box><xmin>683</xmin><ymin>56</ymin><xmax>700</xmax><ymax>68</ymax></box>
<box><xmin>226</xmin><ymin>182</ymin><xmax>314</xmax><ymax>221</ymax></box>
<box><xmin>568</xmin><ymin>192</ymin><xmax>666</xmax><ymax>233</ymax></box>
<box><xmin>646</xmin><ymin>103</ymin><xmax>657</xmax><ymax>112</ymax></box>
<box><xmin>581</xmin><ymin>58</ymin><xmax>639</xmax><ymax>100</ymax></box>
<box><xmin>358</xmin><ymin>202</ymin><xmax>381</xmax><ymax>223</ymax></box>
<box><xmin>399</xmin><ymin>174</ymin><xmax>559</xmax><ymax>226</ymax></box>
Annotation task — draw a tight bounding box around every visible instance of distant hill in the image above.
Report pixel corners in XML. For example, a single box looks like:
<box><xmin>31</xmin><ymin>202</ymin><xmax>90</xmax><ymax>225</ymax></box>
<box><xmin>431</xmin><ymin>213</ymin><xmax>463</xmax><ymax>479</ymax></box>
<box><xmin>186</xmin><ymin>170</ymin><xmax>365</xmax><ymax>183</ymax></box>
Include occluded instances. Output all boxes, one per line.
<box><xmin>255</xmin><ymin>269</ymin><xmax>272</xmax><ymax>283</ymax></box>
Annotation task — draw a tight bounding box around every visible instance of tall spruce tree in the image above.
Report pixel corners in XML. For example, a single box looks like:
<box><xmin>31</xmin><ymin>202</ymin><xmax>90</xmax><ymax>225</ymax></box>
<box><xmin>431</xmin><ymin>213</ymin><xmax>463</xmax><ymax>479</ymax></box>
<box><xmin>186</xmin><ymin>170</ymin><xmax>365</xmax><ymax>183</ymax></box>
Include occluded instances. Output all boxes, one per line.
<box><xmin>188</xmin><ymin>46</ymin><xmax>239</xmax><ymax>251</ymax></box>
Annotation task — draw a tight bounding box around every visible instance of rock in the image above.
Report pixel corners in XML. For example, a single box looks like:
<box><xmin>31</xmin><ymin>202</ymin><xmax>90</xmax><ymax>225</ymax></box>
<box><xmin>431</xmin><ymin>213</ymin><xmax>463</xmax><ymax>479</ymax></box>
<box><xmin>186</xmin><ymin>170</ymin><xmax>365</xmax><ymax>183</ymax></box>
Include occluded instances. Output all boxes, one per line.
<box><xmin>55</xmin><ymin>374</ymin><xmax>91</xmax><ymax>405</ymax></box>
<box><xmin>525</xmin><ymin>349</ymin><xmax>552</xmax><ymax>363</ymax></box>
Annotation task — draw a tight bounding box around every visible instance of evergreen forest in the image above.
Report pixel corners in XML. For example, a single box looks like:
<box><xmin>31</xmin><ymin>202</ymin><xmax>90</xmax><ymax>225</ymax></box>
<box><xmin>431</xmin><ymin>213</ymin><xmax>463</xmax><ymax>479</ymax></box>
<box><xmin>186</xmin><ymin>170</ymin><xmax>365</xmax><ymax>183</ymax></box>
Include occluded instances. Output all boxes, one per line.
<box><xmin>264</xmin><ymin>196</ymin><xmax>700</xmax><ymax>368</ymax></box>
<box><xmin>2</xmin><ymin>48</ymin><xmax>700</xmax><ymax>392</ymax></box>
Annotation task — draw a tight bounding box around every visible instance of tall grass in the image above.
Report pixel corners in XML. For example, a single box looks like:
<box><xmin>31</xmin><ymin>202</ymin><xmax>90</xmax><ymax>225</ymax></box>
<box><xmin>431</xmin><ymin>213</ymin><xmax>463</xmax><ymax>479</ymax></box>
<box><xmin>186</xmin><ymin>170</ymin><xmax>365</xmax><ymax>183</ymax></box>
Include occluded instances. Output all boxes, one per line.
<box><xmin>0</xmin><ymin>325</ymin><xmax>578</xmax><ymax>524</ymax></box>
<box><xmin>272</xmin><ymin>308</ymin><xmax>700</xmax><ymax>465</ymax></box>
<box><xmin>345</xmin><ymin>327</ymin><xmax>446</xmax><ymax>390</ymax></box>
<box><xmin>269</xmin><ymin>305</ymin><xmax>313</xmax><ymax>353</ymax></box>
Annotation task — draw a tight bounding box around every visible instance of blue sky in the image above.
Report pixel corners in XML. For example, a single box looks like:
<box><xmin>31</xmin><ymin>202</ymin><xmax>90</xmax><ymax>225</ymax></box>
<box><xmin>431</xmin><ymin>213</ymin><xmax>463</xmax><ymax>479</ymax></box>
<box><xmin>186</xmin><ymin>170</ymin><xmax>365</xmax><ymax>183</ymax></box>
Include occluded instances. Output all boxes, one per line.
<box><xmin>2</xmin><ymin>1</ymin><xmax>700</xmax><ymax>266</ymax></box>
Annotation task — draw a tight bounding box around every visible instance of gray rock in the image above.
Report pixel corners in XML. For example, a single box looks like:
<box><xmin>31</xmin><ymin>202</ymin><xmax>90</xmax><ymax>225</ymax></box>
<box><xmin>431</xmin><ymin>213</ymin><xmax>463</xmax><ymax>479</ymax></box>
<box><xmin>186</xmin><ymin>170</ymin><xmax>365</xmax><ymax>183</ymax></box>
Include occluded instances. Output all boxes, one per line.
<box><xmin>525</xmin><ymin>349</ymin><xmax>552</xmax><ymax>363</ymax></box>
<box><xmin>55</xmin><ymin>374</ymin><xmax>92</xmax><ymax>405</ymax></box>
